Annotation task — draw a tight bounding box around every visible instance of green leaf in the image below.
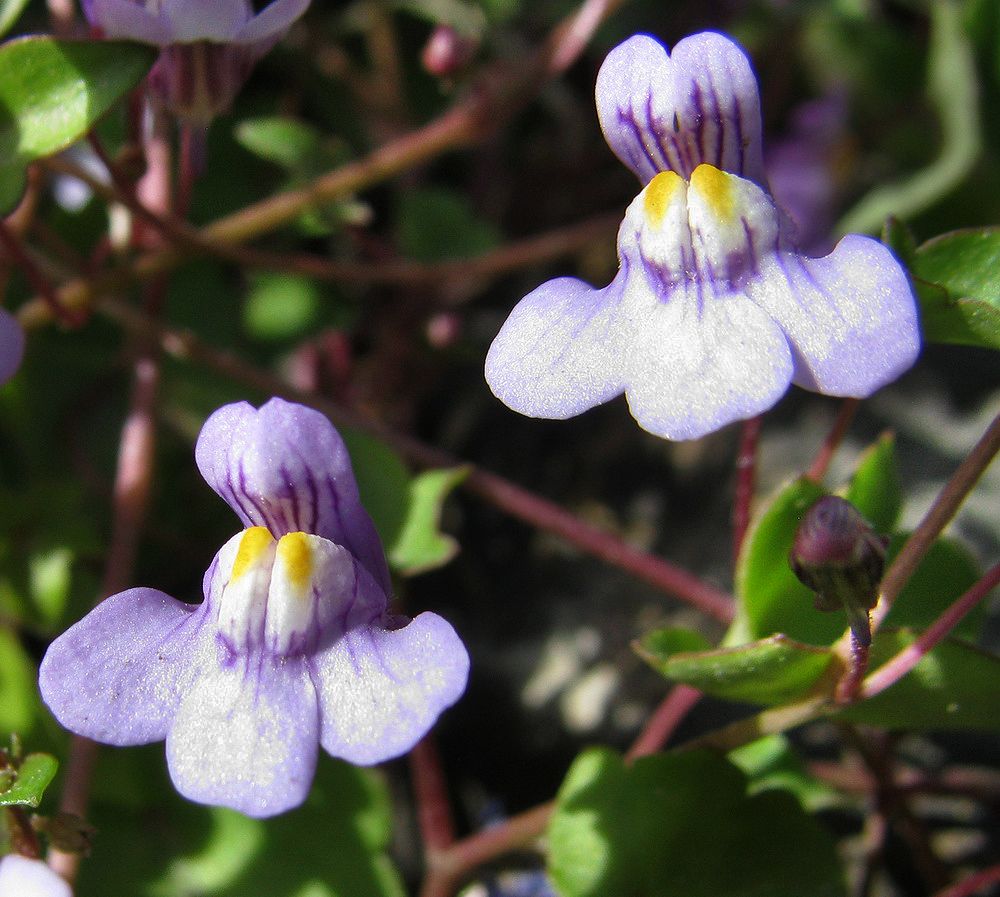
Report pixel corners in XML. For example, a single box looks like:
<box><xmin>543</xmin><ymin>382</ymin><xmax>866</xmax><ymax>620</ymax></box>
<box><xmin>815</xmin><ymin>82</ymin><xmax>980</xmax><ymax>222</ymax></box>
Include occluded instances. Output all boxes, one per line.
<box><xmin>841</xmin><ymin>630</ymin><xmax>1000</xmax><ymax>730</ymax></box>
<box><xmin>388</xmin><ymin>467</ymin><xmax>468</xmax><ymax>575</ymax></box>
<box><xmin>0</xmin><ymin>627</ymin><xmax>37</xmax><ymax>733</ymax></box>
<box><xmin>844</xmin><ymin>433</ymin><xmax>901</xmax><ymax>533</ymax></box>
<box><xmin>636</xmin><ymin>631</ymin><xmax>833</xmax><ymax>706</ymax></box>
<box><xmin>0</xmin><ymin>0</ymin><xmax>30</xmax><ymax>40</ymax></box>
<box><xmin>243</xmin><ymin>274</ymin><xmax>321</xmax><ymax>342</ymax></box>
<box><xmin>0</xmin><ymin>753</ymin><xmax>58</xmax><ymax>807</ymax></box>
<box><xmin>0</xmin><ymin>37</ymin><xmax>155</xmax><ymax>210</ymax></box>
<box><xmin>235</xmin><ymin>117</ymin><xmax>344</xmax><ymax>175</ymax></box>
<box><xmin>729</xmin><ymin>735</ymin><xmax>841</xmax><ymax>812</ymax></box>
<box><xmin>837</xmin><ymin>1</ymin><xmax>981</xmax><ymax>234</ymax></box>
<box><xmin>396</xmin><ymin>188</ymin><xmax>500</xmax><ymax>262</ymax></box>
<box><xmin>909</xmin><ymin>228</ymin><xmax>1000</xmax><ymax>350</ymax></box>
<box><xmin>737</xmin><ymin>477</ymin><xmax>833</xmax><ymax>645</ymax></box>
<box><xmin>882</xmin><ymin>536</ymin><xmax>983</xmax><ymax>639</ymax></box>
<box><xmin>548</xmin><ymin>748</ymin><xmax>845</xmax><ymax>897</ymax></box>
<box><xmin>341</xmin><ymin>430</ymin><xmax>412</xmax><ymax>551</ymax></box>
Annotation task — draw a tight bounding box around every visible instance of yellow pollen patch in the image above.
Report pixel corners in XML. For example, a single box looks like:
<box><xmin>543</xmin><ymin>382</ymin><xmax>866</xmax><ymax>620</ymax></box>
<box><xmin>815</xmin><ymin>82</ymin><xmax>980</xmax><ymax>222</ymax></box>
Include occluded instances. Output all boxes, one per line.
<box><xmin>643</xmin><ymin>171</ymin><xmax>684</xmax><ymax>225</ymax></box>
<box><xmin>277</xmin><ymin>532</ymin><xmax>313</xmax><ymax>591</ymax></box>
<box><xmin>232</xmin><ymin>527</ymin><xmax>274</xmax><ymax>580</ymax></box>
<box><xmin>690</xmin><ymin>163</ymin><xmax>735</xmax><ymax>221</ymax></box>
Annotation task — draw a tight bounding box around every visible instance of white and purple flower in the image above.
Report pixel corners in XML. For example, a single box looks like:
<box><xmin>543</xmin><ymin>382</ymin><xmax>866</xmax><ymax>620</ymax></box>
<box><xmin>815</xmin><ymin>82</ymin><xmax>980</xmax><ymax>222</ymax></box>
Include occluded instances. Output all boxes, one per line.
<box><xmin>83</xmin><ymin>0</ymin><xmax>311</xmax><ymax>123</ymax></box>
<box><xmin>0</xmin><ymin>308</ymin><xmax>25</xmax><ymax>385</ymax></box>
<box><xmin>39</xmin><ymin>398</ymin><xmax>469</xmax><ymax>818</ymax></box>
<box><xmin>485</xmin><ymin>32</ymin><xmax>920</xmax><ymax>441</ymax></box>
<box><xmin>0</xmin><ymin>855</ymin><xmax>71</xmax><ymax>897</ymax></box>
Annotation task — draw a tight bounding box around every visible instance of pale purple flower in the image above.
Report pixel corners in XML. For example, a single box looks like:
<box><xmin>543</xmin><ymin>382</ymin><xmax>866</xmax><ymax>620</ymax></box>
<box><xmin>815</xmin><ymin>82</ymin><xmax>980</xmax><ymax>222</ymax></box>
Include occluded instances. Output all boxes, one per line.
<box><xmin>0</xmin><ymin>855</ymin><xmax>71</xmax><ymax>897</ymax></box>
<box><xmin>0</xmin><ymin>308</ymin><xmax>25</xmax><ymax>385</ymax></box>
<box><xmin>39</xmin><ymin>398</ymin><xmax>469</xmax><ymax>818</ymax></box>
<box><xmin>485</xmin><ymin>32</ymin><xmax>920</xmax><ymax>441</ymax></box>
<box><xmin>83</xmin><ymin>0</ymin><xmax>311</xmax><ymax>123</ymax></box>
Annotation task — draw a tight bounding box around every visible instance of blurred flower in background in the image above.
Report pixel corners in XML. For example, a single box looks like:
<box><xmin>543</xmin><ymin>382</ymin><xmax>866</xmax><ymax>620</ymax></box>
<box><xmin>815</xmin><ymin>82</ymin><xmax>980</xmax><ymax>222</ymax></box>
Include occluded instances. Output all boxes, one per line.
<box><xmin>82</xmin><ymin>0</ymin><xmax>311</xmax><ymax>122</ymax></box>
<box><xmin>0</xmin><ymin>854</ymin><xmax>71</xmax><ymax>897</ymax></box>
<box><xmin>0</xmin><ymin>308</ymin><xmax>24</xmax><ymax>385</ymax></box>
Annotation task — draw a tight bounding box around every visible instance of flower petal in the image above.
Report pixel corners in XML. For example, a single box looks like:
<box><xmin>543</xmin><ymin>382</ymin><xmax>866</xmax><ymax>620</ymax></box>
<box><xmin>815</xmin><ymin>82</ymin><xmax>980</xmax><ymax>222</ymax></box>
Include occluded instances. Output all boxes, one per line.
<box><xmin>0</xmin><ymin>308</ymin><xmax>25</xmax><ymax>385</ymax></box>
<box><xmin>38</xmin><ymin>588</ymin><xmax>210</xmax><ymax>746</ymax></box>
<box><xmin>163</xmin><ymin>0</ymin><xmax>251</xmax><ymax>42</ymax></box>
<box><xmin>87</xmin><ymin>0</ymin><xmax>173</xmax><ymax>43</ymax></box>
<box><xmin>595</xmin><ymin>32</ymin><xmax>764</xmax><ymax>186</ymax></box>
<box><xmin>624</xmin><ymin>282</ymin><xmax>793</xmax><ymax>439</ymax></box>
<box><xmin>0</xmin><ymin>855</ymin><xmax>72</xmax><ymax>897</ymax></box>
<box><xmin>233</xmin><ymin>0</ymin><xmax>310</xmax><ymax>45</ymax></box>
<box><xmin>195</xmin><ymin>398</ymin><xmax>390</xmax><ymax>593</ymax></box>
<box><xmin>309</xmin><ymin>612</ymin><xmax>469</xmax><ymax>765</ymax></box>
<box><xmin>166</xmin><ymin>653</ymin><xmax>318</xmax><ymax>817</ymax></box>
<box><xmin>485</xmin><ymin>274</ymin><xmax>629</xmax><ymax>419</ymax></box>
<box><xmin>749</xmin><ymin>235</ymin><xmax>920</xmax><ymax>396</ymax></box>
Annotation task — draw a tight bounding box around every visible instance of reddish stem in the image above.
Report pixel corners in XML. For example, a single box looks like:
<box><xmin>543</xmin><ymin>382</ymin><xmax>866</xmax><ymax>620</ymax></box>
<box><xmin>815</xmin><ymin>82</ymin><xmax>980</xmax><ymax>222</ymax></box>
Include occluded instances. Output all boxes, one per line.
<box><xmin>0</xmin><ymin>219</ymin><xmax>85</xmax><ymax>326</ymax></box>
<box><xmin>409</xmin><ymin>735</ymin><xmax>456</xmax><ymax>853</ymax></box>
<box><xmin>807</xmin><ymin>398</ymin><xmax>859</xmax><ymax>483</ymax></box>
<box><xmin>863</xmin><ymin>561</ymin><xmax>1000</xmax><ymax>698</ymax></box>
<box><xmin>732</xmin><ymin>415</ymin><xmax>763</xmax><ymax>566</ymax></box>
<box><xmin>626</xmin><ymin>685</ymin><xmax>702</xmax><ymax>761</ymax></box>
<box><xmin>933</xmin><ymin>865</ymin><xmax>1000</xmax><ymax>897</ymax></box>
<box><xmin>835</xmin><ymin>631</ymin><xmax>871</xmax><ymax>705</ymax></box>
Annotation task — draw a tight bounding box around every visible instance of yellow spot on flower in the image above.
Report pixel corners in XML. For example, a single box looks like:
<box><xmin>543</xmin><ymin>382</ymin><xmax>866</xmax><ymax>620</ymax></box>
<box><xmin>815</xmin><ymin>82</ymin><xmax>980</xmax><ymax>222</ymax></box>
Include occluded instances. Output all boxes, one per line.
<box><xmin>232</xmin><ymin>527</ymin><xmax>274</xmax><ymax>580</ymax></box>
<box><xmin>277</xmin><ymin>532</ymin><xmax>313</xmax><ymax>591</ymax></box>
<box><xmin>690</xmin><ymin>163</ymin><xmax>735</xmax><ymax>221</ymax></box>
<box><xmin>643</xmin><ymin>171</ymin><xmax>684</xmax><ymax>225</ymax></box>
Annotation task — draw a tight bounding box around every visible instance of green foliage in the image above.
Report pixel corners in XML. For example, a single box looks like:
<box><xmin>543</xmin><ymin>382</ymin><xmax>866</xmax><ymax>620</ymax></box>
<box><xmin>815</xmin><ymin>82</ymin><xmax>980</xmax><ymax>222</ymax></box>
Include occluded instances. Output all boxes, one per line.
<box><xmin>838</xmin><ymin>631</ymin><xmax>1000</xmax><ymax>730</ymax></box>
<box><xmin>396</xmin><ymin>187</ymin><xmax>500</xmax><ymax>262</ymax></box>
<box><xmin>78</xmin><ymin>753</ymin><xmax>405</xmax><ymax>897</ymax></box>
<box><xmin>909</xmin><ymin>228</ymin><xmax>1000</xmax><ymax>350</ymax></box>
<box><xmin>0</xmin><ymin>628</ymin><xmax>37</xmax><ymax>734</ymax></box>
<box><xmin>548</xmin><ymin>748</ymin><xmax>845</xmax><ymax>897</ymax></box>
<box><xmin>0</xmin><ymin>37</ymin><xmax>155</xmax><ymax>211</ymax></box>
<box><xmin>0</xmin><ymin>0</ymin><xmax>30</xmax><ymax>38</ymax></box>
<box><xmin>0</xmin><ymin>752</ymin><xmax>58</xmax><ymax>808</ymax></box>
<box><xmin>243</xmin><ymin>274</ymin><xmax>322</xmax><ymax>342</ymax></box>
<box><xmin>636</xmin><ymin>631</ymin><xmax>833</xmax><ymax>706</ymax></box>
<box><xmin>388</xmin><ymin>467</ymin><xmax>468</xmax><ymax>574</ymax></box>
<box><xmin>728</xmin><ymin>735</ymin><xmax>841</xmax><ymax>812</ymax></box>
<box><xmin>844</xmin><ymin>433</ymin><xmax>902</xmax><ymax>534</ymax></box>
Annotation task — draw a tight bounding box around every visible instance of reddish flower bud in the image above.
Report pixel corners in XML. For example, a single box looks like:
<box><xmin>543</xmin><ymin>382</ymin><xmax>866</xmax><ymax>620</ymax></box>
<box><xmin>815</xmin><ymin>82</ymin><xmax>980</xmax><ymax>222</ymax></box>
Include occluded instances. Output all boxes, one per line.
<box><xmin>790</xmin><ymin>495</ymin><xmax>889</xmax><ymax>646</ymax></box>
<box><xmin>421</xmin><ymin>25</ymin><xmax>478</xmax><ymax>78</ymax></box>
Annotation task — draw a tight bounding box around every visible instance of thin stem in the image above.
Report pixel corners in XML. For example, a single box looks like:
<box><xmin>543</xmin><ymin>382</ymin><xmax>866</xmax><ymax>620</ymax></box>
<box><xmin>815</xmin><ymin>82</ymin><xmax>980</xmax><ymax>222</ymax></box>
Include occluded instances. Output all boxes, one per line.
<box><xmin>835</xmin><ymin>631</ymin><xmax>870</xmax><ymax>705</ymax></box>
<box><xmin>869</xmin><ymin>412</ymin><xmax>1000</xmax><ymax>632</ymax></box>
<box><xmin>732</xmin><ymin>415</ymin><xmax>762</xmax><ymax>566</ymax></box>
<box><xmin>626</xmin><ymin>685</ymin><xmax>702</xmax><ymax>761</ymax></box>
<box><xmin>806</xmin><ymin>398</ymin><xmax>859</xmax><ymax>483</ymax></box>
<box><xmin>863</xmin><ymin>561</ymin><xmax>1000</xmax><ymax>698</ymax></box>
<box><xmin>0</xmin><ymin>219</ymin><xmax>85</xmax><ymax>326</ymax></box>
<box><xmin>933</xmin><ymin>865</ymin><xmax>1000</xmax><ymax>897</ymax></box>
<box><xmin>409</xmin><ymin>735</ymin><xmax>456</xmax><ymax>853</ymax></box>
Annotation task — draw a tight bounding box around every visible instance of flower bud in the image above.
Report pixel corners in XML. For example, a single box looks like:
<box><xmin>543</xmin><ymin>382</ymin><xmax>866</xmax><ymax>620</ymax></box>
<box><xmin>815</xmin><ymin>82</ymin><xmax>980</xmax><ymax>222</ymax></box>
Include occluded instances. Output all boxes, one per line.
<box><xmin>790</xmin><ymin>495</ymin><xmax>888</xmax><ymax>646</ymax></box>
<box><xmin>421</xmin><ymin>25</ymin><xmax>478</xmax><ymax>78</ymax></box>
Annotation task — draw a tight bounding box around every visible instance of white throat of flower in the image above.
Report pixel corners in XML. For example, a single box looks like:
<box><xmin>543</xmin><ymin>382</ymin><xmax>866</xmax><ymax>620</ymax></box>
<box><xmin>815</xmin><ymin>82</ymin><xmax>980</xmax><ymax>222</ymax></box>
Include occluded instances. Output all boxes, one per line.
<box><xmin>215</xmin><ymin>527</ymin><xmax>358</xmax><ymax>656</ymax></box>
<box><xmin>625</xmin><ymin>163</ymin><xmax>780</xmax><ymax>288</ymax></box>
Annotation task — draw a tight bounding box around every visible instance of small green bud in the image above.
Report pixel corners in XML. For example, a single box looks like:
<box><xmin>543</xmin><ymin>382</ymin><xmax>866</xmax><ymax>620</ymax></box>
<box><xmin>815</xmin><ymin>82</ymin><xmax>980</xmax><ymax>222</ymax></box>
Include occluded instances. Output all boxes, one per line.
<box><xmin>790</xmin><ymin>495</ymin><xmax>889</xmax><ymax>646</ymax></box>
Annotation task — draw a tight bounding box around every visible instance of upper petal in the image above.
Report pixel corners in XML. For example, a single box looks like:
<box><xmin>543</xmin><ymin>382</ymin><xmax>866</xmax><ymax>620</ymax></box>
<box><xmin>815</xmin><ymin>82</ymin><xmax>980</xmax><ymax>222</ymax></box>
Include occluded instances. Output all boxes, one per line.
<box><xmin>166</xmin><ymin>653</ymin><xmax>318</xmax><ymax>817</ymax></box>
<box><xmin>0</xmin><ymin>307</ymin><xmax>25</xmax><ymax>385</ymax></box>
<box><xmin>0</xmin><ymin>855</ymin><xmax>72</xmax><ymax>897</ymax></box>
<box><xmin>485</xmin><ymin>274</ymin><xmax>628</xmax><ymax>420</ymax></box>
<box><xmin>595</xmin><ymin>32</ymin><xmax>764</xmax><ymax>186</ymax></box>
<box><xmin>162</xmin><ymin>0</ymin><xmax>252</xmax><ymax>42</ymax></box>
<box><xmin>624</xmin><ymin>280</ymin><xmax>794</xmax><ymax>439</ymax></box>
<box><xmin>309</xmin><ymin>612</ymin><xmax>469</xmax><ymax>765</ymax></box>
<box><xmin>38</xmin><ymin>588</ymin><xmax>211</xmax><ymax>746</ymax></box>
<box><xmin>233</xmin><ymin>0</ymin><xmax>311</xmax><ymax>44</ymax></box>
<box><xmin>87</xmin><ymin>0</ymin><xmax>174</xmax><ymax>43</ymax></box>
<box><xmin>195</xmin><ymin>398</ymin><xmax>390</xmax><ymax>593</ymax></box>
<box><xmin>748</xmin><ymin>235</ymin><xmax>920</xmax><ymax>396</ymax></box>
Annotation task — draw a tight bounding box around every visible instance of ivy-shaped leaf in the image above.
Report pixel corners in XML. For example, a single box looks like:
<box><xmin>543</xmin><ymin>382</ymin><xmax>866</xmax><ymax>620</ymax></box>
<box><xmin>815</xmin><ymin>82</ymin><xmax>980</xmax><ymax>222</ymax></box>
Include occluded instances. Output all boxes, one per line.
<box><xmin>389</xmin><ymin>467</ymin><xmax>468</xmax><ymax>575</ymax></box>
<box><xmin>0</xmin><ymin>37</ymin><xmax>155</xmax><ymax>211</ymax></box>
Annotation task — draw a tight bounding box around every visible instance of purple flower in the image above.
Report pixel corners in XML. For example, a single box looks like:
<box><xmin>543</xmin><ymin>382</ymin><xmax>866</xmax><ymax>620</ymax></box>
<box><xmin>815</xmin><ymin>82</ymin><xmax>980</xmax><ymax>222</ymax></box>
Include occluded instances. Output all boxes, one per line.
<box><xmin>0</xmin><ymin>308</ymin><xmax>25</xmax><ymax>385</ymax></box>
<box><xmin>485</xmin><ymin>33</ymin><xmax>920</xmax><ymax>441</ymax></box>
<box><xmin>0</xmin><ymin>855</ymin><xmax>71</xmax><ymax>897</ymax></box>
<box><xmin>39</xmin><ymin>398</ymin><xmax>469</xmax><ymax>818</ymax></box>
<box><xmin>83</xmin><ymin>0</ymin><xmax>311</xmax><ymax>123</ymax></box>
